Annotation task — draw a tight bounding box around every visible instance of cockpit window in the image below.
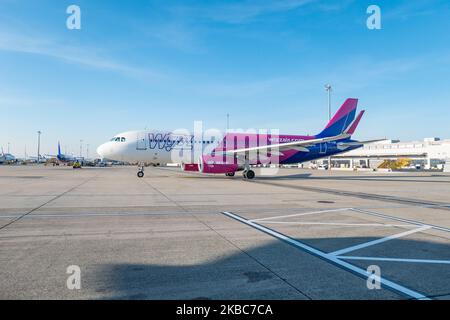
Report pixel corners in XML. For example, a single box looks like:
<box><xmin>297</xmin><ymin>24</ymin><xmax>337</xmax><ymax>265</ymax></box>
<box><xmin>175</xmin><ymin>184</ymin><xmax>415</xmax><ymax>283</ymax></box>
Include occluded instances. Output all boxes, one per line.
<box><xmin>111</xmin><ymin>137</ymin><xmax>126</xmax><ymax>142</ymax></box>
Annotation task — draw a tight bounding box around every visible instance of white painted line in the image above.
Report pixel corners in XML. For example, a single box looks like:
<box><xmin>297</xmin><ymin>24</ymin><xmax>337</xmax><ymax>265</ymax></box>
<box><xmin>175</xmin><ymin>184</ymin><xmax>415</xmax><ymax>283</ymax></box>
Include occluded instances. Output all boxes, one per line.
<box><xmin>0</xmin><ymin>212</ymin><xmax>182</xmax><ymax>219</ymax></box>
<box><xmin>338</xmin><ymin>256</ymin><xmax>450</xmax><ymax>265</ymax></box>
<box><xmin>351</xmin><ymin>208</ymin><xmax>450</xmax><ymax>233</ymax></box>
<box><xmin>259</xmin><ymin>221</ymin><xmax>415</xmax><ymax>228</ymax></box>
<box><xmin>250</xmin><ymin>207</ymin><xmax>352</xmax><ymax>222</ymax></box>
<box><xmin>330</xmin><ymin>226</ymin><xmax>432</xmax><ymax>256</ymax></box>
<box><xmin>222</xmin><ymin>211</ymin><xmax>430</xmax><ymax>300</ymax></box>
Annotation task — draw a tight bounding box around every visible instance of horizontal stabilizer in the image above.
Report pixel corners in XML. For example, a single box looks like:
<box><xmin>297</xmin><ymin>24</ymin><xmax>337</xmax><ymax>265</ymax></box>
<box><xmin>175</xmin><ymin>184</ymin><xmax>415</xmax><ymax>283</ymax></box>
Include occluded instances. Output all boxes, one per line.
<box><xmin>291</xmin><ymin>146</ymin><xmax>310</xmax><ymax>152</ymax></box>
<box><xmin>337</xmin><ymin>139</ymin><xmax>386</xmax><ymax>148</ymax></box>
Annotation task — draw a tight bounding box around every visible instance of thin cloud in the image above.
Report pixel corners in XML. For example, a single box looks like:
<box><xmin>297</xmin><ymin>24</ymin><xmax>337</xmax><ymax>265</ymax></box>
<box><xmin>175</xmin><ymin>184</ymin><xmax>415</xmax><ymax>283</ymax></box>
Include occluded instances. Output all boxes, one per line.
<box><xmin>383</xmin><ymin>0</ymin><xmax>443</xmax><ymax>21</ymax></box>
<box><xmin>184</xmin><ymin>56</ymin><xmax>424</xmax><ymax>98</ymax></box>
<box><xmin>172</xmin><ymin>0</ymin><xmax>317</xmax><ymax>24</ymax></box>
<box><xmin>0</xmin><ymin>30</ymin><xmax>164</xmax><ymax>80</ymax></box>
<box><xmin>139</xmin><ymin>21</ymin><xmax>206</xmax><ymax>54</ymax></box>
<box><xmin>0</xmin><ymin>93</ymin><xmax>66</xmax><ymax>109</ymax></box>
<box><xmin>315</xmin><ymin>0</ymin><xmax>355</xmax><ymax>12</ymax></box>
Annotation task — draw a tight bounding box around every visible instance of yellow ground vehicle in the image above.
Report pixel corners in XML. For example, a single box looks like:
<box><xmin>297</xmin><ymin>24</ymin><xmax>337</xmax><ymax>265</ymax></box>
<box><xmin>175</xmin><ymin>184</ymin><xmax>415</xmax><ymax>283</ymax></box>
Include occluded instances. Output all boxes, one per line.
<box><xmin>73</xmin><ymin>161</ymin><xmax>82</xmax><ymax>169</ymax></box>
<box><xmin>378</xmin><ymin>158</ymin><xmax>411</xmax><ymax>170</ymax></box>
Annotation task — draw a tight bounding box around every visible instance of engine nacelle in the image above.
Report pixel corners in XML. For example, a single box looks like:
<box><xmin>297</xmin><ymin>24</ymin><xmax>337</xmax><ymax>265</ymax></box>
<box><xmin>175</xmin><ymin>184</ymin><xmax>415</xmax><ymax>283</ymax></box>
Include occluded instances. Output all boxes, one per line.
<box><xmin>198</xmin><ymin>155</ymin><xmax>239</xmax><ymax>174</ymax></box>
<box><xmin>181</xmin><ymin>163</ymin><xmax>199</xmax><ymax>172</ymax></box>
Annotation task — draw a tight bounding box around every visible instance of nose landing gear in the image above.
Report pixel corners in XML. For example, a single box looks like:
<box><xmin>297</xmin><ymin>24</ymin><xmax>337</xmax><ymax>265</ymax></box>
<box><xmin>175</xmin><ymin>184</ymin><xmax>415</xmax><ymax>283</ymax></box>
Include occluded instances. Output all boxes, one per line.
<box><xmin>137</xmin><ymin>164</ymin><xmax>145</xmax><ymax>178</ymax></box>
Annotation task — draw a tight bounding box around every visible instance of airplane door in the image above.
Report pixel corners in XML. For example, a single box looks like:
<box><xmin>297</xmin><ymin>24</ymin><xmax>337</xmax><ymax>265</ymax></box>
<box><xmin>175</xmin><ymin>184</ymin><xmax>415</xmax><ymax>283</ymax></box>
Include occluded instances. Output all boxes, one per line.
<box><xmin>136</xmin><ymin>132</ymin><xmax>147</xmax><ymax>150</ymax></box>
<box><xmin>319</xmin><ymin>143</ymin><xmax>327</xmax><ymax>154</ymax></box>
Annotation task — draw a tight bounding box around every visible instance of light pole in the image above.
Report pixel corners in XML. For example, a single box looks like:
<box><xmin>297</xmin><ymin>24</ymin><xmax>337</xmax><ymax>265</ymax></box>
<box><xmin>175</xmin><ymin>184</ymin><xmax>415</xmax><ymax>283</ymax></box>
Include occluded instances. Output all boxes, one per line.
<box><xmin>325</xmin><ymin>84</ymin><xmax>332</xmax><ymax>170</ymax></box>
<box><xmin>87</xmin><ymin>144</ymin><xmax>90</xmax><ymax>159</ymax></box>
<box><xmin>37</xmin><ymin>131</ymin><xmax>42</xmax><ymax>163</ymax></box>
<box><xmin>80</xmin><ymin>140</ymin><xmax>83</xmax><ymax>158</ymax></box>
<box><xmin>7</xmin><ymin>142</ymin><xmax>10</xmax><ymax>154</ymax></box>
<box><xmin>226</xmin><ymin>113</ymin><xmax>230</xmax><ymax>132</ymax></box>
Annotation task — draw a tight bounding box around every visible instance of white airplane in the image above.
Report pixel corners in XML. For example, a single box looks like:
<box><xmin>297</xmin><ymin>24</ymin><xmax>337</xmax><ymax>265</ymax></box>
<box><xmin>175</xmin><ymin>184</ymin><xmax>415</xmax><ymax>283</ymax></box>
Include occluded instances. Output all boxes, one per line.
<box><xmin>97</xmin><ymin>98</ymin><xmax>381</xmax><ymax>179</ymax></box>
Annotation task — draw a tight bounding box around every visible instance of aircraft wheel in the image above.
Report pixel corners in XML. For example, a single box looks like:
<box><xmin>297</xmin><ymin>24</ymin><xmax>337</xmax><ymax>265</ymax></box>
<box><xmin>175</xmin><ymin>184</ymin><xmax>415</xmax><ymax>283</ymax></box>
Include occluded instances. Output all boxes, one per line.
<box><xmin>137</xmin><ymin>171</ymin><xmax>144</xmax><ymax>178</ymax></box>
<box><xmin>246</xmin><ymin>170</ymin><xmax>255</xmax><ymax>180</ymax></box>
<box><xmin>226</xmin><ymin>172</ymin><xmax>235</xmax><ymax>177</ymax></box>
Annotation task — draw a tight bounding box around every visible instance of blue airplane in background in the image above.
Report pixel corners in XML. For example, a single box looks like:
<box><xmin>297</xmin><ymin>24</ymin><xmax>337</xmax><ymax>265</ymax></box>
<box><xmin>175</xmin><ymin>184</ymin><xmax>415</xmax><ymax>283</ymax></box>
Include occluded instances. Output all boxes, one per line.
<box><xmin>47</xmin><ymin>142</ymin><xmax>83</xmax><ymax>163</ymax></box>
<box><xmin>0</xmin><ymin>147</ymin><xmax>16</xmax><ymax>164</ymax></box>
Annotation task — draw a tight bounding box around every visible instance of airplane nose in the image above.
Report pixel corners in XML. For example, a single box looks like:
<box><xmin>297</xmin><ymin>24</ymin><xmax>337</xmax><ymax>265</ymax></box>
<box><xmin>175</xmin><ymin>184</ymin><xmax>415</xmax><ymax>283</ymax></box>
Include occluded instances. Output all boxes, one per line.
<box><xmin>97</xmin><ymin>142</ymin><xmax>123</xmax><ymax>161</ymax></box>
<box><xmin>97</xmin><ymin>143</ymin><xmax>108</xmax><ymax>159</ymax></box>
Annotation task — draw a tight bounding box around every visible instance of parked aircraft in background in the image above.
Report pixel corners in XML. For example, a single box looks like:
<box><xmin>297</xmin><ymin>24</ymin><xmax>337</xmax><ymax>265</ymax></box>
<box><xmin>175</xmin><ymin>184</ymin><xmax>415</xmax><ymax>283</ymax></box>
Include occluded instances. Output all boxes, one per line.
<box><xmin>97</xmin><ymin>98</ymin><xmax>381</xmax><ymax>179</ymax></box>
<box><xmin>47</xmin><ymin>142</ymin><xmax>83</xmax><ymax>164</ymax></box>
<box><xmin>0</xmin><ymin>148</ymin><xmax>16</xmax><ymax>164</ymax></box>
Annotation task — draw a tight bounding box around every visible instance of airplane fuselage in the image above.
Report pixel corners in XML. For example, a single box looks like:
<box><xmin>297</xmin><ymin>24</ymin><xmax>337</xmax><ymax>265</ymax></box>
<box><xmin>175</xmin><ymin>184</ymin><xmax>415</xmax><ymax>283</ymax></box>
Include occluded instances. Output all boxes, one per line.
<box><xmin>97</xmin><ymin>130</ymin><xmax>361</xmax><ymax>166</ymax></box>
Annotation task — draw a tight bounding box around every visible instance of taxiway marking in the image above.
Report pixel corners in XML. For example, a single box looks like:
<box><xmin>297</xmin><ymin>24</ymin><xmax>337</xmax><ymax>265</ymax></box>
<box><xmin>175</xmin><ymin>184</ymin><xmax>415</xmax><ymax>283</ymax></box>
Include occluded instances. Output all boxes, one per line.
<box><xmin>222</xmin><ymin>211</ymin><xmax>430</xmax><ymax>300</ymax></box>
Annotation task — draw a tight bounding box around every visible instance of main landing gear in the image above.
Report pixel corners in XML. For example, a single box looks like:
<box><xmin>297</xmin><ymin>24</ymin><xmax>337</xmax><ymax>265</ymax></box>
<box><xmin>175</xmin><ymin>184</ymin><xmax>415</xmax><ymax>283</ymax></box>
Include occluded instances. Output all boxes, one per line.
<box><xmin>137</xmin><ymin>164</ymin><xmax>145</xmax><ymax>178</ymax></box>
<box><xmin>242</xmin><ymin>153</ymin><xmax>255</xmax><ymax>180</ymax></box>
<box><xmin>225</xmin><ymin>170</ymin><xmax>255</xmax><ymax>179</ymax></box>
<box><xmin>243</xmin><ymin>169</ymin><xmax>255</xmax><ymax>180</ymax></box>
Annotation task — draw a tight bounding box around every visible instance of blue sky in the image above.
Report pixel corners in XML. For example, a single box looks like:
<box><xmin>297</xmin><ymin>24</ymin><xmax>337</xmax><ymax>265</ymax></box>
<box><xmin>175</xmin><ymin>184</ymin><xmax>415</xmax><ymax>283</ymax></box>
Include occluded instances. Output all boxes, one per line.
<box><xmin>1</xmin><ymin>0</ymin><xmax>450</xmax><ymax>157</ymax></box>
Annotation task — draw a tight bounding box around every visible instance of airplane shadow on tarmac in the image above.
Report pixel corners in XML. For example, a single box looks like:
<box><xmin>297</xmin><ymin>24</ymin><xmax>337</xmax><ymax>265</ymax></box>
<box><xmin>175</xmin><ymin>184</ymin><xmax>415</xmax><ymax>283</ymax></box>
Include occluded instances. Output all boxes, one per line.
<box><xmin>255</xmin><ymin>174</ymin><xmax>450</xmax><ymax>184</ymax></box>
<box><xmin>178</xmin><ymin>173</ymin><xmax>312</xmax><ymax>180</ymax></box>
<box><xmin>94</xmin><ymin>237</ymin><xmax>450</xmax><ymax>300</ymax></box>
<box><xmin>177</xmin><ymin>172</ymin><xmax>450</xmax><ymax>184</ymax></box>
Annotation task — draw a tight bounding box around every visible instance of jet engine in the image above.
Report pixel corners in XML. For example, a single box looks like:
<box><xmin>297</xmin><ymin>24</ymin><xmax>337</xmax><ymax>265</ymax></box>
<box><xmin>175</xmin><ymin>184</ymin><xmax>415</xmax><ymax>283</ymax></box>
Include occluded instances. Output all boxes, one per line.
<box><xmin>198</xmin><ymin>155</ymin><xmax>239</xmax><ymax>174</ymax></box>
<box><xmin>181</xmin><ymin>163</ymin><xmax>200</xmax><ymax>172</ymax></box>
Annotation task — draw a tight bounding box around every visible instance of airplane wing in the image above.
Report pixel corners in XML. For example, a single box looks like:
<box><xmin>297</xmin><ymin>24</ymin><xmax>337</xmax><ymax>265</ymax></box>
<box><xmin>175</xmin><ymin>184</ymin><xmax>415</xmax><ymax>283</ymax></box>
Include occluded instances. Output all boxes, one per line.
<box><xmin>217</xmin><ymin>133</ymin><xmax>351</xmax><ymax>156</ymax></box>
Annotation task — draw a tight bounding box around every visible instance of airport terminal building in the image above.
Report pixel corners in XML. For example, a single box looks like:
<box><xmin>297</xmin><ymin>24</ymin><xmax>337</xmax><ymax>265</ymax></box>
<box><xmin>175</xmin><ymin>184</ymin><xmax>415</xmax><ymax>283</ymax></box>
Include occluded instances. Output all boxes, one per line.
<box><xmin>329</xmin><ymin>137</ymin><xmax>450</xmax><ymax>170</ymax></box>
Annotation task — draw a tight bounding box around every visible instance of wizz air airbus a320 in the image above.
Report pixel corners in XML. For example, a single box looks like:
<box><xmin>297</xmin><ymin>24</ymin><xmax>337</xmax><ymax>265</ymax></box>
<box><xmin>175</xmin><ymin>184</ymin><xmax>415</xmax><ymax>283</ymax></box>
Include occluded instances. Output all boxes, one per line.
<box><xmin>97</xmin><ymin>98</ymin><xmax>380</xmax><ymax>179</ymax></box>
